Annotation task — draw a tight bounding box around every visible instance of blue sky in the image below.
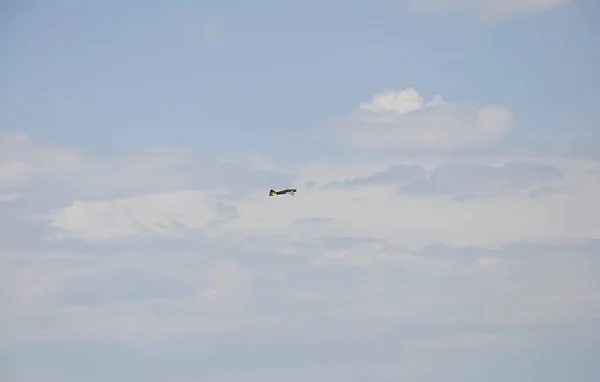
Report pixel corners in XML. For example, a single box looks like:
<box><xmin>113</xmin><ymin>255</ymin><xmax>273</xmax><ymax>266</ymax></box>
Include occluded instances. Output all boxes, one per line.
<box><xmin>2</xmin><ymin>1</ymin><xmax>600</xmax><ymax>381</ymax></box>
<box><xmin>3</xmin><ymin>0</ymin><xmax>598</xmax><ymax>155</ymax></box>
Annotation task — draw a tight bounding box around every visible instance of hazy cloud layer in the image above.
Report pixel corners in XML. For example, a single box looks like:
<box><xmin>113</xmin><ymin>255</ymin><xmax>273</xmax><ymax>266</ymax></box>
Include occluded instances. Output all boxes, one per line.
<box><xmin>2</xmin><ymin>232</ymin><xmax>600</xmax><ymax>381</ymax></box>
<box><xmin>3</xmin><ymin>132</ymin><xmax>597</xmax><ymax>250</ymax></box>
<box><xmin>2</xmin><ymin>134</ymin><xmax>599</xmax><ymax>381</ymax></box>
<box><xmin>331</xmin><ymin>161</ymin><xmax>564</xmax><ymax>198</ymax></box>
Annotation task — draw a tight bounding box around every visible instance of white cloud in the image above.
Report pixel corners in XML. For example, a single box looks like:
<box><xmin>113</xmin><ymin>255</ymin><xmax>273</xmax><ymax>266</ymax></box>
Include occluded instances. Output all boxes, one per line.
<box><xmin>0</xmin><ymin>131</ymin><xmax>290</xmax><ymax>205</ymax></box>
<box><xmin>2</xmin><ymin>132</ymin><xmax>600</xmax><ymax>381</ymax></box>
<box><xmin>407</xmin><ymin>0</ymin><xmax>573</xmax><ymax>19</ymax></box>
<box><xmin>42</xmin><ymin>190</ymin><xmax>229</xmax><ymax>241</ymax></box>
<box><xmin>202</xmin><ymin>157</ymin><xmax>597</xmax><ymax>250</ymax></box>
<box><xmin>29</xmin><ymin>145</ymin><xmax>600</xmax><ymax>251</ymax></box>
<box><xmin>357</xmin><ymin>88</ymin><xmax>444</xmax><ymax>115</ymax></box>
<box><xmin>2</xmin><ymin>132</ymin><xmax>594</xmax><ymax>253</ymax></box>
<box><xmin>331</xmin><ymin>161</ymin><xmax>564</xmax><ymax>198</ymax></box>
<box><xmin>0</xmin><ymin>132</ymin><xmax>82</xmax><ymax>191</ymax></box>
<box><xmin>333</xmin><ymin>88</ymin><xmax>513</xmax><ymax>151</ymax></box>
<box><xmin>2</xmin><ymin>239</ymin><xmax>599</xmax><ymax>349</ymax></box>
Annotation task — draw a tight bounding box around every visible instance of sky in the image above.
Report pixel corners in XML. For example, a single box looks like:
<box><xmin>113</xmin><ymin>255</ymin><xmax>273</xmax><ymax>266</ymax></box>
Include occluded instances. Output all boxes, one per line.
<box><xmin>1</xmin><ymin>0</ymin><xmax>600</xmax><ymax>381</ymax></box>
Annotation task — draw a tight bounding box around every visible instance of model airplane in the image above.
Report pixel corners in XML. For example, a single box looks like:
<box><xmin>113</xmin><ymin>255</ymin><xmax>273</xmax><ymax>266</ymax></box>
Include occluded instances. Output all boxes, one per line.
<box><xmin>269</xmin><ymin>188</ymin><xmax>297</xmax><ymax>196</ymax></box>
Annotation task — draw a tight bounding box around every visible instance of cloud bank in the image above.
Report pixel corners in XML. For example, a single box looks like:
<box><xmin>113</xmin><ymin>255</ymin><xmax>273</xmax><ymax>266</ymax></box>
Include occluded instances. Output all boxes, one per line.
<box><xmin>333</xmin><ymin>88</ymin><xmax>514</xmax><ymax>152</ymax></box>
<box><xmin>2</xmin><ymin>124</ymin><xmax>600</xmax><ymax>381</ymax></box>
<box><xmin>331</xmin><ymin>161</ymin><xmax>564</xmax><ymax>198</ymax></box>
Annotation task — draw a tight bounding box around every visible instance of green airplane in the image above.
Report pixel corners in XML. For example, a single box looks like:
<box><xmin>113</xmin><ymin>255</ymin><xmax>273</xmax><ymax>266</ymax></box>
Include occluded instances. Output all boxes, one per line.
<box><xmin>269</xmin><ymin>188</ymin><xmax>297</xmax><ymax>196</ymax></box>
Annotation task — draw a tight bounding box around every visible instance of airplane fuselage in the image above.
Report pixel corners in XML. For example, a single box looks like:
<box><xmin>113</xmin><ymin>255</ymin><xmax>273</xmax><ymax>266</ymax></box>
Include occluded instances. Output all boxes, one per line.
<box><xmin>269</xmin><ymin>188</ymin><xmax>296</xmax><ymax>196</ymax></box>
